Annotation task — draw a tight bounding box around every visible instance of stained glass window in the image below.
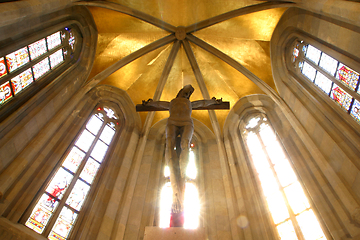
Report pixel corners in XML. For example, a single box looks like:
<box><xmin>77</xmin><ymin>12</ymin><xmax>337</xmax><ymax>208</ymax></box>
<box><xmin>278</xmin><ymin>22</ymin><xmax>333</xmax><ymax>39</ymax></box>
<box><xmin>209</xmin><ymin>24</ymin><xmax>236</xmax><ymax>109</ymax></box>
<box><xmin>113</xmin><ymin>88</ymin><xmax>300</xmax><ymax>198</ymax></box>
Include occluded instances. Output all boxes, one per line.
<box><xmin>314</xmin><ymin>72</ymin><xmax>332</xmax><ymax>94</ymax></box>
<box><xmin>242</xmin><ymin>115</ymin><xmax>327</xmax><ymax>240</ymax></box>
<box><xmin>336</xmin><ymin>63</ymin><xmax>359</xmax><ymax>91</ymax></box>
<box><xmin>330</xmin><ymin>84</ymin><xmax>353</xmax><ymax>111</ymax></box>
<box><xmin>11</xmin><ymin>68</ymin><xmax>34</xmax><ymax>95</ymax></box>
<box><xmin>301</xmin><ymin>62</ymin><xmax>316</xmax><ymax>81</ymax></box>
<box><xmin>0</xmin><ymin>81</ymin><xmax>12</xmax><ymax>104</ymax></box>
<box><xmin>0</xmin><ymin>26</ymin><xmax>77</xmax><ymax>108</ymax></box>
<box><xmin>25</xmin><ymin>106</ymin><xmax>119</xmax><ymax>239</ymax></box>
<box><xmin>47</xmin><ymin>31</ymin><xmax>62</xmax><ymax>50</ymax></box>
<box><xmin>305</xmin><ymin>45</ymin><xmax>321</xmax><ymax>65</ymax></box>
<box><xmin>0</xmin><ymin>57</ymin><xmax>7</xmax><ymax>79</ymax></box>
<box><xmin>159</xmin><ymin>147</ymin><xmax>200</xmax><ymax>229</ymax></box>
<box><xmin>6</xmin><ymin>47</ymin><xmax>30</xmax><ymax>73</ymax></box>
<box><xmin>33</xmin><ymin>58</ymin><xmax>50</xmax><ymax>80</ymax></box>
<box><xmin>293</xmin><ymin>40</ymin><xmax>360</xmax><ymax>122</ymax></box>
<box><xmin>49</xmin><ymin>49</ymin><xmax>64</xmax><ymax>69</ymax></box>
<box><xmin>29</xmin><ymin>38</ymin><xmax>47</xmax><ymax>60</ymax></box>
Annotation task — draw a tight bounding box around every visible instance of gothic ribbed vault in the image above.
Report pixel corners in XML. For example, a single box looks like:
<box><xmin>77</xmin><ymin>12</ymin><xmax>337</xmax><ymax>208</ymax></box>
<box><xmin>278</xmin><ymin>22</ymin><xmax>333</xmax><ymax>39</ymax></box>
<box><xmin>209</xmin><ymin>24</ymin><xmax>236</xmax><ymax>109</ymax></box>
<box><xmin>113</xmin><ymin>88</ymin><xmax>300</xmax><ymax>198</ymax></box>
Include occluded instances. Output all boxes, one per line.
<box><xmin>77</xmin><ymin>0</ymin><xmax>294</xmax><ymax>131</ymax></box>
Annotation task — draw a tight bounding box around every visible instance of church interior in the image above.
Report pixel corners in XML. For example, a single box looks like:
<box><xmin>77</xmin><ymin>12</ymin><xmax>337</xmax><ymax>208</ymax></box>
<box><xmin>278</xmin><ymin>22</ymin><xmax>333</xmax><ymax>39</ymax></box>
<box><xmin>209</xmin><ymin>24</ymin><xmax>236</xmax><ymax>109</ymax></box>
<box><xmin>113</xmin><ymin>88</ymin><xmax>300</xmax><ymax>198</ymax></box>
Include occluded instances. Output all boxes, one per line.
<box><xmin>1</xmin><ymin>0</ymin><xmax>360</xmax><ymax>239</ymax></box>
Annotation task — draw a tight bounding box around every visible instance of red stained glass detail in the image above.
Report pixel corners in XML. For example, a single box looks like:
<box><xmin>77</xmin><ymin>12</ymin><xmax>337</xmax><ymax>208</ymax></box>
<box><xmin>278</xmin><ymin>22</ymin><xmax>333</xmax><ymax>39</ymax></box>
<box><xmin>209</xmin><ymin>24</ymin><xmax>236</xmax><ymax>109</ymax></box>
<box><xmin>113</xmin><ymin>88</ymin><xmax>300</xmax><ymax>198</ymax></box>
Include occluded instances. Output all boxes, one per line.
<box><xmin>0</xmin><ymin>57</ymin><xmax>7</xmax><ymax>78</ymax></box>
<box><xmin>6</xmin><ymin>47</ymin><xmax>30</xmax><ymax>73</ymax></box>
<box><xmin>26</xmin><ymin>207</ymin><xmax>51</xmax><ymax>233</ymax></box>
<box><xmin>45</xmin><ymin>168</ymin><xmax>73</xmax><ymax>200</ymax></box>
<box><xmin>11</xmin><ymin>68</ymin><xmax>34</xmax><ymax>95</ymax></box>
<box><xmin>336</xmin><ymin>63</ymin><xmax>359</xmax><ymax>91</ymax></box>
<box><xmin>0</xmin><ymin>81</ymin><xmax>13</xmax><ymax>104</ymax></box>
<box><xmin>330</xmin><ymin>84</ymin><xmax>353</xmax><ymax>111</ymax></box>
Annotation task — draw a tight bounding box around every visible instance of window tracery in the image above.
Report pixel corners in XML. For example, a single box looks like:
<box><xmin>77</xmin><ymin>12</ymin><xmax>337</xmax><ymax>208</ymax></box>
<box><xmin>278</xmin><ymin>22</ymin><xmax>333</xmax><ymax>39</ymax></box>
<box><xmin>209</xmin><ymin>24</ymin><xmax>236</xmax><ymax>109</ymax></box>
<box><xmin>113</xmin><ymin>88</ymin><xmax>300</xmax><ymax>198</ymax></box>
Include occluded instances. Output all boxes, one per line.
<box><xmin>24</xmin><ymin>106</ymin><xmax>119</xmax><ymax>240</ymax></box>
<box><xmin>291</xmin><ymin>40</ymin><xmax>360</xmax><ymax>122</ymax></box>
<box><xmin>0</xmin><ymin>27</ymin><xmax>78</xmax><ymax>106</ymax></box>
<box><xmin>241</xmin><ymin>114</ymin><xmax>327</xmax><ymax>240</ymax></box>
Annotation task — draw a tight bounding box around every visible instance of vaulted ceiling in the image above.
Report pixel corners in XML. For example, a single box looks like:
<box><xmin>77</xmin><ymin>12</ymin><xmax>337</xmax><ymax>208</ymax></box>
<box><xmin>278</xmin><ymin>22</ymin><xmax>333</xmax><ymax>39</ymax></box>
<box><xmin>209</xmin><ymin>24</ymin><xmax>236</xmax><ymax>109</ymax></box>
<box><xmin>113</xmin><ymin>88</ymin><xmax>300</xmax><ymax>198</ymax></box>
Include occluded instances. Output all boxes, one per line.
<box><xmin>82</xmin><ymin>0</ymin><xmax>292</xmax><ymax>132</ymax></box>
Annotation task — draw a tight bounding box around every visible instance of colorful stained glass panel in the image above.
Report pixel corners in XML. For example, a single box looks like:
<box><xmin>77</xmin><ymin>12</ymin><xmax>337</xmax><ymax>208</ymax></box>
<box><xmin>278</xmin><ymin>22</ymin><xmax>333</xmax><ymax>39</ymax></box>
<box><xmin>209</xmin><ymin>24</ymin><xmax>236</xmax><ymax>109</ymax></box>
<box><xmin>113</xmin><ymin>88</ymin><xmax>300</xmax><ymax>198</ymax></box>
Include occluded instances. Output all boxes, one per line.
<box><xmin>314</xmin><ymin>72</ymin><xmax>332</xmax><ymax>94</ymax></box>
<box><xmin>25</xmin><ymin>205</ymin><xmax>52</xmax><ymax>234</ymax></box>
<box><xmin>49</xmin><ymin>49</ymin><xmax>64</xmax><ymax>69</ymax></box>
<box><xmin>90</xmin><ymin>140</ymin><xmax>108</xmax><ymax>162</ymax></box>
<box><xmin>319</xmin><ymin>53</ymin><xmax>338</xmax><ymax>76</ymax></box>
<box><xmin>45</xmin><ymin>168</ymin><xmax>73</xmax><ymax>200</ymax></box>
<box><xmin>28</xmin><ymin>38</ymin><xmax>47</xmax><ymax>60</ymax></box>
<box><xmin>0</xmin><ymin>81</ymin><xmax>13</xmax><ymax>104</ymax></box>
<box><xmin>302</xmin><ymin>61</ymin><xmax>316</xmax><ymax>81</ymax></box>
<box><xmin>38</xmin><ymin>193</ymin><xmax>60</xmax><ymax>213</ymax></box>
<box><xmin>80</xmin><ymin>158</ymin><xmax>100</xmax><ymax>184</ymax></box>
<box><xmin>48</xmin><ymin>219</ymin><xmax>71</xmax><ymax>240</ymax></box>
<box><xmin>330</xmin><ymin>84</ymin><xmax>353</xmax><ymax>111</ymax></box>
<box><xmin>65</xmin><ymin>180</ymin><xmax>90</xmax><ymax>211</ymax></box>
<box><xmin>62</xmin><ymin>147</ymin><xmax>85</xmax><ymax>173</ymax></box>
<box><xmin>305</xmin><ymin>45</ymin><xmax>321</xmax><ymax>64</ymax></box>
<box><xmin>33</xmin><ymin>57</ymin><xmax>50</xmax><ymax>80</ymax></box>
<box><xmin>75</xmin><ymin>130</ymin><xmax>95</xmax><ymax>152</ymax></box>
<box><xmin>6</xmin><ymin>47</ymin><xmax>30</xmax><ymax>73</ymax></box>
<box><xmin>99</xmin><ymin>124</ymin><xmax>116</xmax><ymax>145</ymax></box>
<box><xmin>86</xmin><ymin>115</ymin><xmax>103</xmax><ymax>135</ymax></box>
<box><xmin>351</xmin><ymin>100</ymin><xmax>360</xmax><ymax>122</ymax></box>
<box><xmin>0</xmin><ymin>57</ymin><xmax>7</xmax><ymax>78</ymax></box>
<box><xmin>47</xmin><ymin>31</ymin><xmax>62</xmax><ymax>50</ymax></box>
<box><xmin>336</xmin><ymin>63</ymin><xmax>359</xmax><ymax>91</ymax></box>
<box><xmin>11</xmin><ymin>68</ymin><xmax>34</xmax><ymax>95</ymax></box>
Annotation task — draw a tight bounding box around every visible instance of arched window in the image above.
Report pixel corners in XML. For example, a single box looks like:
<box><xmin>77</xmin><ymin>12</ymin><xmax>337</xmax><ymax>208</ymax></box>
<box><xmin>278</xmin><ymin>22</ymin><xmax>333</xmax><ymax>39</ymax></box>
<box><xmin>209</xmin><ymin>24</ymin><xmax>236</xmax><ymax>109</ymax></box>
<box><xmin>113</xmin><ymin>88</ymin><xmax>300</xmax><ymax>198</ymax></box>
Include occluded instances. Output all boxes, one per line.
<box><xmin>23</xmin><ymin>105</ymin><xmax>119</xmax><ymax>240</ymax></box>
<box><xmin>0</xmin><ymin>25</ymin><xmax>79</xmax><ymax>108</ymax></box>
<box><xmin>290</xmin><ymin>39</ymin><xmax>360</xmax><ymax>122</ymax></box>
<box><xmin>241</xmin><ymin>114</ymin><xmax>327</xmax><ymax>240</ymax></box>
<box><xmin>159</xmin><ymin>143</ymin><xmax>200</xmax><ymax>229</ymax></box>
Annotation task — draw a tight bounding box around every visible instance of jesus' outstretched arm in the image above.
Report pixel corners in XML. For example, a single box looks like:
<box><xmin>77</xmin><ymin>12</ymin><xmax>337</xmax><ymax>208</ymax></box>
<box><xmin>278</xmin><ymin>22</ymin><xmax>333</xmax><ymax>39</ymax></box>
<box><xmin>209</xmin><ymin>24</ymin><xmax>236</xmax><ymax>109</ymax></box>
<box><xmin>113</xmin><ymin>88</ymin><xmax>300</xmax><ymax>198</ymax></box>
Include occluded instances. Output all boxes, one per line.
<box><xmin>142</xmin><ymin>99</ymin><xmax>170</xmax><ymax>110</ymax></box>
<box><xmin>191</xmin><ymin>97</ymin><xmax>223</xmax><ymax>109</ymax></box>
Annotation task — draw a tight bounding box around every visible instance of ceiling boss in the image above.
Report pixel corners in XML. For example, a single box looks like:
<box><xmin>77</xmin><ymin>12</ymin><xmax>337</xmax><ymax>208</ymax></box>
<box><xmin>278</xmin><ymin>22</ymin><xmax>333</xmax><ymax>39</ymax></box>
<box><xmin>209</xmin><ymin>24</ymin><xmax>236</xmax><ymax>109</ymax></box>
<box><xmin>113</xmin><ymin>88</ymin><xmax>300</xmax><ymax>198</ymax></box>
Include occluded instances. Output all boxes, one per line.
<box><xmin>136</xmin><ymin>84</ymin><xmax>229</xmax><ymax>227</ymax></box>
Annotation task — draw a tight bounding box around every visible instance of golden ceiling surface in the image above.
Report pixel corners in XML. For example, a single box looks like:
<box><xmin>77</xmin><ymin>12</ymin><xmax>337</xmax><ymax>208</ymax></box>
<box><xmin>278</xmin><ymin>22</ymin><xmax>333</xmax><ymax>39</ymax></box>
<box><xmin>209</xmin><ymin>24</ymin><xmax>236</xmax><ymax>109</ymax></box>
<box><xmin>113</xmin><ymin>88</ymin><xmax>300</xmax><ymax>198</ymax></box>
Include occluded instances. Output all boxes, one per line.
<box><xmin>87</xmin><ymin>1</ymin><xmax>288</xmax><ymax>132</ymax></box>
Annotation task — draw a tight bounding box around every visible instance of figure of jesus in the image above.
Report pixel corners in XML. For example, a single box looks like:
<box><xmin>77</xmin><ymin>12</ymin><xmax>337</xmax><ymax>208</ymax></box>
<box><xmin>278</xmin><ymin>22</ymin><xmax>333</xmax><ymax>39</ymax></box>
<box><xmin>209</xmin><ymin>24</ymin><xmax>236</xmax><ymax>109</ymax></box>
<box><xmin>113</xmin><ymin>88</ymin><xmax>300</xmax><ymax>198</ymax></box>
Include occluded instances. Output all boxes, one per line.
<box><xmin>142</xmin><ymin>85</ymin><xmax>222</xmax><ymax>214</ymax></box>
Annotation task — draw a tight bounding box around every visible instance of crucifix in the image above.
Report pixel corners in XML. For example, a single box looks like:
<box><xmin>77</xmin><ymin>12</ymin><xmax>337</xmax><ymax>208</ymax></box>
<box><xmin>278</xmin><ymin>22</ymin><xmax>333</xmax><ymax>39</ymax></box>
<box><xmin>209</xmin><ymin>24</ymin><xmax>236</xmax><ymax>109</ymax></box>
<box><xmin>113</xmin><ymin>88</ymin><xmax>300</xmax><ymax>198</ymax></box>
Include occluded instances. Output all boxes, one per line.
<box><xmin>136</xmin><ymin>84</ymin><xmax>229</xmax><ymax>227</ymax></box>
